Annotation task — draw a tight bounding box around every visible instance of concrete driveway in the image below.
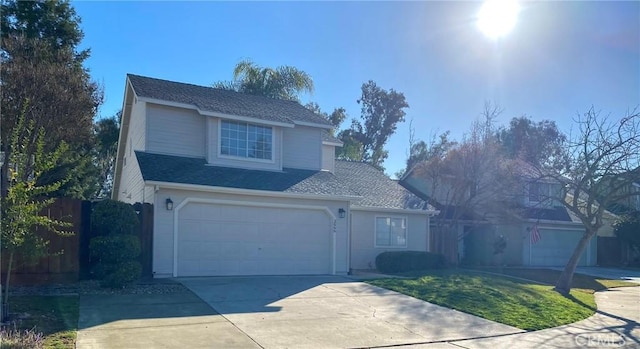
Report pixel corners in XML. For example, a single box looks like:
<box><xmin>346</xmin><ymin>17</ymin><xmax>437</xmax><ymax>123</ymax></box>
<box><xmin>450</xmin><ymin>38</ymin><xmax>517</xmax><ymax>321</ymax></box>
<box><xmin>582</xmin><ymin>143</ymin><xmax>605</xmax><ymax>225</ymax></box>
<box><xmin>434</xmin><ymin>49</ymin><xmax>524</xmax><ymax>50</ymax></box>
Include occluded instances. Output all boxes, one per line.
<box><xmin>76</xmin><ymin>276</ymin><xmax>639</xmax><ymax>349</ymax></box>
<box><xmin>179</xmin><ymin>275</ymin><xmax>523</xmax><ymax>348</ymax></box>
<box><xmin>76</xmin><ymin>290</ymin><xmax>260</xmax><ymax>348</ymax></box>
<box><xmin>549</xmin><ymin>267</ymin><xmax>640</xmax><ymax>284</ymax></box>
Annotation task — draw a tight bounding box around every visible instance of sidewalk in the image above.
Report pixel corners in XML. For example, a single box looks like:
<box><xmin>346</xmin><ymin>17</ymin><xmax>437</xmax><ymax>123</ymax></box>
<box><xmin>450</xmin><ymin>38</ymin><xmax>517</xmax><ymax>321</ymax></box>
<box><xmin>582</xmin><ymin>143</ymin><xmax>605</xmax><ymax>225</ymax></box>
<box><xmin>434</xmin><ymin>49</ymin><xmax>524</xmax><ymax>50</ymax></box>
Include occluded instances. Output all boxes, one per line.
<box><xmin>396</xmin><ymin>286</ymin><xmax>640</xmax><ymax>349</ymax></box>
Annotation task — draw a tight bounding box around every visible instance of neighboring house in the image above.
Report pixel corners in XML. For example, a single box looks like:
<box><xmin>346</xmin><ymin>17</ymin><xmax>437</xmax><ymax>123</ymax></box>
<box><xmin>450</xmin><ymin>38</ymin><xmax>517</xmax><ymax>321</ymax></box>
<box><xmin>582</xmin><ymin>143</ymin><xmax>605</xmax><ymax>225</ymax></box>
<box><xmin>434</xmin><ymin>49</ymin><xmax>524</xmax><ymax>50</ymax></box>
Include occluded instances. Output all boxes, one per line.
<box><xmin>113</xmin><ymin>74</ymin><xmax>437</xmax><ymax>277</ymax></box>
<box><xmin>607</xmin><ymin>178</ymin><xmax>640</xmax><ymax>215</ymax></box>
<box><xmin>597</xmin><ymin>173</ymin><xmax>640</xmax><ymax>265</ymax></box>
<box><xmin>401</xmin><ymin>163</ymin><xmax>597</xmax><ymax>267</ymax></box>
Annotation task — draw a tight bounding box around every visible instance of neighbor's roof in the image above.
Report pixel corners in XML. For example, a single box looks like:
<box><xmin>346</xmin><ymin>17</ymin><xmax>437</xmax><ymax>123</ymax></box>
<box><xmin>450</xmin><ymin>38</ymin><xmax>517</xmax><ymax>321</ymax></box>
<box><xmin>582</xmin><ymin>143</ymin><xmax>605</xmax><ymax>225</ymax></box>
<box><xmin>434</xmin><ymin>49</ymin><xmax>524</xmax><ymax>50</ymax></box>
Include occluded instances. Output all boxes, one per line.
<box><xmin>135</xmin><ymin>152</ymin><xmax>431</xmax><ymax>210</ymax></box>
<box><xmin>521</xmin><ymin>207</ymin><xmax>574</xmax><ymax>222</ymax></box>
<box><xmin>127</xmin><ymin>74</ymin><xmax>332</xmax><ymax>127</ymax></box>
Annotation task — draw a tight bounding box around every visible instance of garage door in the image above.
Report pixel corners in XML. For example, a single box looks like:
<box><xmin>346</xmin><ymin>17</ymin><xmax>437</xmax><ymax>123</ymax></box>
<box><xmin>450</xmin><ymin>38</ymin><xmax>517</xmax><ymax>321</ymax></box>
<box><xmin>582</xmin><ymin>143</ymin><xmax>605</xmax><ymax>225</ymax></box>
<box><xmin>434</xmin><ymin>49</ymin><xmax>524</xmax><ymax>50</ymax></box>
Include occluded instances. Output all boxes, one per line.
<box><xmin>529</xmin><ymin>229</ymin><xmax>588</xmax><ymax>266</ymax></box>
<box><xmin>177</xmin><ymin>202</ymin><xmax>332</xmax><ymax>276</ymax></box>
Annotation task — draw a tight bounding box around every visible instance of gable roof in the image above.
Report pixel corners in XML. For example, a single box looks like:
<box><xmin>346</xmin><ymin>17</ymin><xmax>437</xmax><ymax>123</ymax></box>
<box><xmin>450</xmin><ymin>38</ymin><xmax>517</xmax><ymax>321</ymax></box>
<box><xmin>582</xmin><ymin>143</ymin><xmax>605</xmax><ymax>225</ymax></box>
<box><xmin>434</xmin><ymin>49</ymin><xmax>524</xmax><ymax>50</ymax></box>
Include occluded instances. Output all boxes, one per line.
<box><xmin>135</xmin><ymin>152</ymin><xmax>431</xmax><ymax>211</ymax></box>
<box><xmin>127</xmin><ymin>74</ymin><xmax>332</xmax><ymax>127</ymax></box>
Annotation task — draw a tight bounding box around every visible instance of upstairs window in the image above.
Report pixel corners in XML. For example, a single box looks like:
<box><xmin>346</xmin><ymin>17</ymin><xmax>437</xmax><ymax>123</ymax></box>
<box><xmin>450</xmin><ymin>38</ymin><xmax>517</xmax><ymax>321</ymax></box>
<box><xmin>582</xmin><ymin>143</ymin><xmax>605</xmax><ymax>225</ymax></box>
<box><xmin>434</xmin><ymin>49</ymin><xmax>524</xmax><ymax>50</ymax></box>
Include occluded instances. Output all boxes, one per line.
<box><xmin>527</xmin><ymin>182</ymin><xmax>559</xmax><ymax>206</ymax></box>
<box><xmin>220</xmin><ymin>120</ymin><xmax>273</xmax><ymax>160</ymax></box>
<box><xmin>632</xmin><ymin>184</ymin><xmax>640</xmax><ymax>210</ymax></box>
<box><xmin>528</xmin><ymin>182</ymin><xmax>546</xmax><ymax>203</ymax></box>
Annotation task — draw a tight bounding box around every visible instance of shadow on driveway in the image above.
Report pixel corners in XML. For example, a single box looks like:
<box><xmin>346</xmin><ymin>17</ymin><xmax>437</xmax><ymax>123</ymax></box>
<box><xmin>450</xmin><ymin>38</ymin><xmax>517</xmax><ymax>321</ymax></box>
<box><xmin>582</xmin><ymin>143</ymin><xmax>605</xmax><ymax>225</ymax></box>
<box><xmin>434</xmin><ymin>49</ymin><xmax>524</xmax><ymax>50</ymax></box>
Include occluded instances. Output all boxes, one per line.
<box><xmin>180</xmin><ymin>275</ymin><xmax>523</xmax><ymax>349</ymax></box>
<box><xmin>76</xmin><ymin>288</ymin><xmax>260</xmax><ymax>349</ymax></box>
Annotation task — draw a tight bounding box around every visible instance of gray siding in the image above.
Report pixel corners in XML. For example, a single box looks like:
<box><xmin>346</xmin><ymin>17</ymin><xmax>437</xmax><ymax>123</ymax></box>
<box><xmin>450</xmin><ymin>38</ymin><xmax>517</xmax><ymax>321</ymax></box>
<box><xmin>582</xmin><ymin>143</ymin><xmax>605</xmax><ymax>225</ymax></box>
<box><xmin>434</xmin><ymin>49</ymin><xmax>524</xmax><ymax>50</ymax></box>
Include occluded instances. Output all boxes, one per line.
<box><xmin>321</xmin><ymin>144</ymin><xmax>335</xmax><ymax>172</ymax></box>
<box><xmin>146</xmin><ymin>103</ymin><xmax>206</xmax><ymax>158</ymax></box>
<box><xmin>117</xmin><ymin>100</ymin><xmax>147</xmax><ymax>203</ymax></box>
<box><xmin>350</xmin><ymin>210</ymin><xmax>429</xmax><ymax>270</ymax></box>
<box><xmin>283</xmin><ymin>126</ymin><xmax>322</xmax><ymax>170</ymax></box>
<box><xmin>152</xmin><ymin>188</ymin><xmax>350</xmax><ymax>278</ymax></box>
<box><xmin>207</xmin><ymin>117</ymin><xmax>282</xmax><ymax>171</ymax></box>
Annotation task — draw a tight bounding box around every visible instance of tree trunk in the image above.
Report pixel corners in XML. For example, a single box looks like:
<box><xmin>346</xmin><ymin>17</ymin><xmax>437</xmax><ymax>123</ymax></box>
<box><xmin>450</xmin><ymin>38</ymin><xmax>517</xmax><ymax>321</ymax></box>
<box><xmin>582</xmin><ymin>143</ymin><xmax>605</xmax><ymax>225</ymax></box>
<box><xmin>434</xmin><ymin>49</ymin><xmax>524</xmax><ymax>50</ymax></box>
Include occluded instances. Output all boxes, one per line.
<box><xmin>4</xmin><ymin>251</ymin><xmax>13</xmax><ymax>308</ymax></box>
<box><xmin>554</xmin><ymin>229</ymin><xmax>595</xmax><ymax>294</ymax></box>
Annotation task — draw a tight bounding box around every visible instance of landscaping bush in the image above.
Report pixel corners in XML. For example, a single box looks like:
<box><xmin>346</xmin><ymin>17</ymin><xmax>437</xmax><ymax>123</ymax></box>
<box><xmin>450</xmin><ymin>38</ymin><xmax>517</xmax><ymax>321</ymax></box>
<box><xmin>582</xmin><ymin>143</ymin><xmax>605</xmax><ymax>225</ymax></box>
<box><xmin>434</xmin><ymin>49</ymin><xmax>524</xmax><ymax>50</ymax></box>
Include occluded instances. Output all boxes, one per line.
<box><xmin>89</xmin><ymin>234</ymin><xmax>141</xmax><ymax>263</ymax></box>
<box><xmin>100</xmin><ymin>261</ymin><xmax>142</xmax><ymax>288</ymax></box>
<box><xmin>375</xmin><ymin>251</ymin><xmax>446</xmax><ymax>273</ymax></box>
<box><xmin>89</xmin><ymin>200</ymin><xmax>142</xmax><ymax>288</ymax></box>
<box><xmin>91</xmin><ymin>200</ymin><xmax>139</xmax><ymax>236</ymax></box>
<box><xmin>90</xmin><ymin>262</ymin><xmax>118</xmax><ymax>280</ymax></box>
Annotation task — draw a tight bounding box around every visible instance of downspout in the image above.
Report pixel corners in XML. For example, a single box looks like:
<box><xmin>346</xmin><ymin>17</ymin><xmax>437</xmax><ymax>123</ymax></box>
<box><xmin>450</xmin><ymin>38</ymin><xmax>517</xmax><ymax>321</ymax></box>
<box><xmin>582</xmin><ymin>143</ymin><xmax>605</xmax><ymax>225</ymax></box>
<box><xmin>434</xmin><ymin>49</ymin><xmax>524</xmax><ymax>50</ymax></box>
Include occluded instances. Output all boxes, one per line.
<box><xmin>426</xmin><ymin>216</ymin><xmax>431</xmax><ymax>252</ymax></box>
<box><xmin>347</xmin><ymin>211</ymin><xmax>352</xmax><ymax>275</ymax></box>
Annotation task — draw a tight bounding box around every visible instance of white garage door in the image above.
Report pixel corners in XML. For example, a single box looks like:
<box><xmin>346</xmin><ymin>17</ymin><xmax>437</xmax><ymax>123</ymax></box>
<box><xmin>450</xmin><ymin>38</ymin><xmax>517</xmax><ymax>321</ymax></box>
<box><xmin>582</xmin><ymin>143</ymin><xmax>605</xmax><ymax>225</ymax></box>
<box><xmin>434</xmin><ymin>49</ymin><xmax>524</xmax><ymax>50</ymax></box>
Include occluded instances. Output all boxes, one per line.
<box><xmin>177</xmin><ymin>202</ymin><xmax>332</xmax><ymax>276</ymax></box>
<box><xmin>529</xmin><ymin>229</ymin><xmax>589</xmax><ymax>267</ymax></box>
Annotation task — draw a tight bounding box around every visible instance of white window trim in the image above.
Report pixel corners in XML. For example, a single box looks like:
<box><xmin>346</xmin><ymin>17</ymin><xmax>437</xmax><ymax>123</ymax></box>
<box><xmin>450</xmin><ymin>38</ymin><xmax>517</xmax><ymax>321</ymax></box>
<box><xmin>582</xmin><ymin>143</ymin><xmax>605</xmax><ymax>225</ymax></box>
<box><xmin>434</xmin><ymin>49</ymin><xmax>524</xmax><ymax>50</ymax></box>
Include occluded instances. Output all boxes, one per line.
<box><xmin>374</xmin><ymin>215</ymin><xmax>408</xmax><ymax>248</ymax></box>
<box><xmin>217</xmin><ymin>119</ymin><xmax>276</xmax><ymax>164</ymax></box>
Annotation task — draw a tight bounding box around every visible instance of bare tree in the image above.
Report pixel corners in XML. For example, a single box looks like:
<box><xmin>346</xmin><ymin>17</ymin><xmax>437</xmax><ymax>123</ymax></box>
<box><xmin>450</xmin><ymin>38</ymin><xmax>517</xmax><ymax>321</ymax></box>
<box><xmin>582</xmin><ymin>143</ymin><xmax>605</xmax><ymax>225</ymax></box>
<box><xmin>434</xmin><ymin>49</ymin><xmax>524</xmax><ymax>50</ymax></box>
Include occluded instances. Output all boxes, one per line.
<box><xmin>405</xmin><ymin>105</ymin><xmax>520</xmax><ymax>263</ymax></box>
<box><xmin>539</xmin><ymin>107</ymin><xmax>639</xmax><ymax>294</ymax></box>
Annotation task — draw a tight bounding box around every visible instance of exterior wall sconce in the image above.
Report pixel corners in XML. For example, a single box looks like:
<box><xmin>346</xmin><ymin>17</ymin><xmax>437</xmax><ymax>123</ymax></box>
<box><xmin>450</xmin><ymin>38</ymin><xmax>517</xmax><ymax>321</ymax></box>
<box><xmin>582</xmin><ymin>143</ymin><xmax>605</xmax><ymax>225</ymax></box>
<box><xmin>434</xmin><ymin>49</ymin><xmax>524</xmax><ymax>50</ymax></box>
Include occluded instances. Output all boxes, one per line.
<box><xmin>165</xmin><ymin>198</ymin><xmax>173</xmax><ymax>211</ymax></box>
<box><xmin>133</xmin><ymin>202</ymin><xmax>142</xmax><ymax>214</ymax></box>
<box><xmin>338</xmin><ymin>208</ymin><xmax>346</xmax><ymax>218</ymax></box>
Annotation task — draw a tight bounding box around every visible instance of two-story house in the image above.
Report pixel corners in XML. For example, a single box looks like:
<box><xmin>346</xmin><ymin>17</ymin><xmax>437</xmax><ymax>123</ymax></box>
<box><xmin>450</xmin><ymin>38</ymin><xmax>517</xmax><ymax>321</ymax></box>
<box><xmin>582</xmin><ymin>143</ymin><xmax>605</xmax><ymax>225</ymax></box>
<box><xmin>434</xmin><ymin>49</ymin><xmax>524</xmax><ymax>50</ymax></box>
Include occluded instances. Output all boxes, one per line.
<box><xmin>113</xmin><ymin>74</ymin><xmax>437</xmax><ymax>278</ymax></box>
<box><xmin>401</xmin><ymin>161</ymin><xmax>597</xmax><ymax>267</ymax></box>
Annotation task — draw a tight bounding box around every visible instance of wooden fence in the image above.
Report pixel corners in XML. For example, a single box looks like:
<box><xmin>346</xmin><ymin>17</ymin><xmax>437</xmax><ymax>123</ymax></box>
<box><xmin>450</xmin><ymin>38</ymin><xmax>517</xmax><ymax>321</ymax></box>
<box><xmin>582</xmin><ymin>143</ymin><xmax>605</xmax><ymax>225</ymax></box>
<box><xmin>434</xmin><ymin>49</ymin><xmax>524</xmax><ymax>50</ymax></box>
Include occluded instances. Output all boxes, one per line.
<box><xmin>1</xmin><ymin>198</ymin><xmax>153</xmax><ymax>285</ymax></box>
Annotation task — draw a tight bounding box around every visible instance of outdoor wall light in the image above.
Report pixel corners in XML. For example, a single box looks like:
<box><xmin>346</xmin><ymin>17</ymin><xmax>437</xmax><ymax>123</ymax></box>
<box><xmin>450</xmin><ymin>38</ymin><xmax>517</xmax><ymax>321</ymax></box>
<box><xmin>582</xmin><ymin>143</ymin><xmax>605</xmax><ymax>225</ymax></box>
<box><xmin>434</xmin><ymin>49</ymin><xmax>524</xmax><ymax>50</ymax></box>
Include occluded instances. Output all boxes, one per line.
<box><xmin>338</xmin><ymin>208</ymin><xmax>346</xmax><ymax>218</ymax></box>
<box><xmin>133</xmin><ymin>202</ymin><xmax>142</xmax><ymax>214</ymax></box>
<box><xmin>165</xmin><ymin>198</ymin><xmax>173</xmax><ymax>211</ymax></box>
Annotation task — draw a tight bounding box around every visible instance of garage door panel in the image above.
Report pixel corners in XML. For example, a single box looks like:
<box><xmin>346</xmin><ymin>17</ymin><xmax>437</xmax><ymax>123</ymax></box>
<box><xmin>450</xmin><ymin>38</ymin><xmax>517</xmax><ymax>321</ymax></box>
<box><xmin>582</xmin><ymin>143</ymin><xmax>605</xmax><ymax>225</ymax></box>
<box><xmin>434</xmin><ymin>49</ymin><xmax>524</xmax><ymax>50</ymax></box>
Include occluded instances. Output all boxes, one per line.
<box><xmin>177</xmin><ymin>203</ymin><xmax>331</xmax><ymax>276</ymax></box>
<box><xmin>530</xmin><ymin>229</ymin><xmax>588</xmax><ymax>267</ymax></box>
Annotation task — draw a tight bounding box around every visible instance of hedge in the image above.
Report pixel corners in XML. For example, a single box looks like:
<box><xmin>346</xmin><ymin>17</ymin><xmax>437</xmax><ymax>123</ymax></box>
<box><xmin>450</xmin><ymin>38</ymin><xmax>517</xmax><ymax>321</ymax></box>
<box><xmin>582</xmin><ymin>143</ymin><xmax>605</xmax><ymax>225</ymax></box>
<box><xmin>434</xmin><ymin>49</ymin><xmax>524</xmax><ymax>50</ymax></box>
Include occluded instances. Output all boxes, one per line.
<box><xmin>375</xmin><ymin>251</ymin><xmax>446</xmax><ymax>273</ymax></box>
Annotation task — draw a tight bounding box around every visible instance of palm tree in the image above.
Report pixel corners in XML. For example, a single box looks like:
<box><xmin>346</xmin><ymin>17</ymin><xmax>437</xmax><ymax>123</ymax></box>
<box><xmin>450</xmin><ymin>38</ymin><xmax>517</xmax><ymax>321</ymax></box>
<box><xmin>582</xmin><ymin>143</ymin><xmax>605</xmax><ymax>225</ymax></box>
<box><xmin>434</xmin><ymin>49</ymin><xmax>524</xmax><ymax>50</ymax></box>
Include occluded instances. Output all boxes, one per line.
<box><xmin>213</xmin><ymin>59</ymin><xmax>314</xmax><ymax>102</ymax></box>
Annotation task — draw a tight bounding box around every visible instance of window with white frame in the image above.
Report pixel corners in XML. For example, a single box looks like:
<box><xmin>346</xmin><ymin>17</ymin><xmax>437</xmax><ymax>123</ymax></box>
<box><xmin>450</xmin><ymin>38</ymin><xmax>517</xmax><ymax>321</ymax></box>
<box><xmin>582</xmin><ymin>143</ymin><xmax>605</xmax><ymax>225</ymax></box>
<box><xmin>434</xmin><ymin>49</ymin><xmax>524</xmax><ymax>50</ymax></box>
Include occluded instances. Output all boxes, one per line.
<box><xmin>220</xmin><ymin>120</ymin><xmax>273</xmax><ymax>160</ymax></box>
<box><xmin>375</xmin><ymin>217</ymin><xmax>407</xmax><ymax>248</ymax></box>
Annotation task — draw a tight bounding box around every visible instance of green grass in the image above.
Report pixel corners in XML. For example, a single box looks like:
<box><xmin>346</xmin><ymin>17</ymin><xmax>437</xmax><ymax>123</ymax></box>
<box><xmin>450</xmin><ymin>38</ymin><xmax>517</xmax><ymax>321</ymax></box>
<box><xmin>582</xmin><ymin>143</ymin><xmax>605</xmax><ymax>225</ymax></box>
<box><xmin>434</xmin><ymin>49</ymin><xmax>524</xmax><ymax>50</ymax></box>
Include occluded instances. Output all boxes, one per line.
<box><xmin>467</xmin><ymin>267</ymin><xmax>636</xmax><ymax>293</ymax></box>
<box><xmin>7</xmin><ymin>296</ymin><xmax>78</xmax><ymax>349</ymax></box>
<box><xmin>368</xmin><ymin>269</ymin><xmax>596</xmax><ymax>331</ymax></box>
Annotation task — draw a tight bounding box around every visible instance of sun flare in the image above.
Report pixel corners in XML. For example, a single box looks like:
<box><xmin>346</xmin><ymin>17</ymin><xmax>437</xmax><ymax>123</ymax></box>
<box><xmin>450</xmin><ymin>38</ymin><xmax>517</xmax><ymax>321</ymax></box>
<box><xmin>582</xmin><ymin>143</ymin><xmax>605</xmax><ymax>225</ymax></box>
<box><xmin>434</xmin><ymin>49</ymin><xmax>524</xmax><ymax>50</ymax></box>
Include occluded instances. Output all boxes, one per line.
<box><xmin>477</xmin><ymin>0</ymin><xmax>519</xmax><ymax>39</ymax></box>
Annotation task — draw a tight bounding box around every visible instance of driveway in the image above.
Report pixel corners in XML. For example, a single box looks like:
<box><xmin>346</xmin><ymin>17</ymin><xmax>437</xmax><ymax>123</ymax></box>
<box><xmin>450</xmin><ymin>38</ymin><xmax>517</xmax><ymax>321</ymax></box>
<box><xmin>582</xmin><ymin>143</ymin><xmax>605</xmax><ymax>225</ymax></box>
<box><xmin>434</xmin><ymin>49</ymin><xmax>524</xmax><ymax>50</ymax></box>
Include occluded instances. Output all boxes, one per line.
<box><xmin>76</xmin><ymin>290</ymin><xmax>259</xmax><ymax>348</ymax></box>
<box><xmin>548</xmin><ymin>267</ymin><xmax>640</xmax><ymax>284</ymax></box>
<box><xmin>77</xmin><ymin>275</ymin><xmax>639</xmax><ymax>348</ymax></box>
<box><xmin>179</xmin><ymin>275</ymin><xmax>523</xmax><ymax>348</ymax></box>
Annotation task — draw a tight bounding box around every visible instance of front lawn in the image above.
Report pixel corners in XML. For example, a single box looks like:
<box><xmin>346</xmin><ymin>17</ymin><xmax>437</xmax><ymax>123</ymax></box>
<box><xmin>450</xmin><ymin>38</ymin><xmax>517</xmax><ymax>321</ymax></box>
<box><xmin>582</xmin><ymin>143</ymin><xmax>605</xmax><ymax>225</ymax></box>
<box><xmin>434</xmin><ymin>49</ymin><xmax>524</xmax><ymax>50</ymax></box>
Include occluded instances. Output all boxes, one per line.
<box><xmin>368</xmin><ymin>269</ymin><xmax>596</xmax><ymax>331</ymax></box>
<box><xmin>468</xmin><ymin>267</ymin><xmax>636</xmax><ymax>293</ymax></box>
<box><xmin>3</xmin><ymin>296</ymin><xmax>78</xmax><ymax>349</ymax></box>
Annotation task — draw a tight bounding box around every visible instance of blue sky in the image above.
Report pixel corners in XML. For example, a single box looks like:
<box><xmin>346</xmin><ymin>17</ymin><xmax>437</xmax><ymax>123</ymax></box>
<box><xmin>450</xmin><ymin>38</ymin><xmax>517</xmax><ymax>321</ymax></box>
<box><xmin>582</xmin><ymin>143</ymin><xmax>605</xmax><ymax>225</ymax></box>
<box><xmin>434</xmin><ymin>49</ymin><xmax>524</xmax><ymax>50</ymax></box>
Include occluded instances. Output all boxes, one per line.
<box><xmin>74</xmin><ymin>1</ymin><xmax>639</xmax><ymax>177</ymax></box>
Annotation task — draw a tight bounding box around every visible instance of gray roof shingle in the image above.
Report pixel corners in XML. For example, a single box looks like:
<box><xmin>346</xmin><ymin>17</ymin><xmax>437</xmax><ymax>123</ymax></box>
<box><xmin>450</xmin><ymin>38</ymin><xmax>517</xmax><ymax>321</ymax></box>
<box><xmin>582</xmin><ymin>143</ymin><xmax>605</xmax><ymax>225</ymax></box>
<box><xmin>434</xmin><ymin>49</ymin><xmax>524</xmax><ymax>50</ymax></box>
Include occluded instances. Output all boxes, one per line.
<box><xmin>521</xmin><ymin>207</ymin><xmax>573</xmax><ymax>222</ymax></box>
<box><xmin>135</xmin><ymin>151</ymin><xmax>354</xmax><ymax>196</ymax></box>
<box><xmin>127</xmin><ymin>74</ymin><xmax>332</xmax><ymax>127</ymax></box>
<box><xmin>334</xmin><ymin>160</ymin><xmax>431</xmax><ymax>210</ymax></box>
<box><xmin>135</xmin><ymin>152</ymin><xmax>430</xmax><ymax>211</ymax></box>
<box><xmin>322</xmin><ymin>130</ymin><xmax>343</xmax><ymax>145</ymax></box>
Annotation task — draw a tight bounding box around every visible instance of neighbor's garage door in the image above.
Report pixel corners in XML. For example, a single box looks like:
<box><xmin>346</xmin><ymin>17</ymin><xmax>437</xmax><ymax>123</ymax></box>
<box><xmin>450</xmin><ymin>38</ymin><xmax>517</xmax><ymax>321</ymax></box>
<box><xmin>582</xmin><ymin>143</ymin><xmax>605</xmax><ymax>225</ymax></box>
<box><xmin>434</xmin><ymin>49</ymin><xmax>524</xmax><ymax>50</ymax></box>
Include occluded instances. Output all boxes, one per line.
<box><xmin>530</xmin><ymin>229</ymin><xmax>588</xmax><ymax>267</ymax></box>
<box><xmin>177</xmin><ymin>202</ymin><xmax>331</xmax><ymax>276</ymax></box>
